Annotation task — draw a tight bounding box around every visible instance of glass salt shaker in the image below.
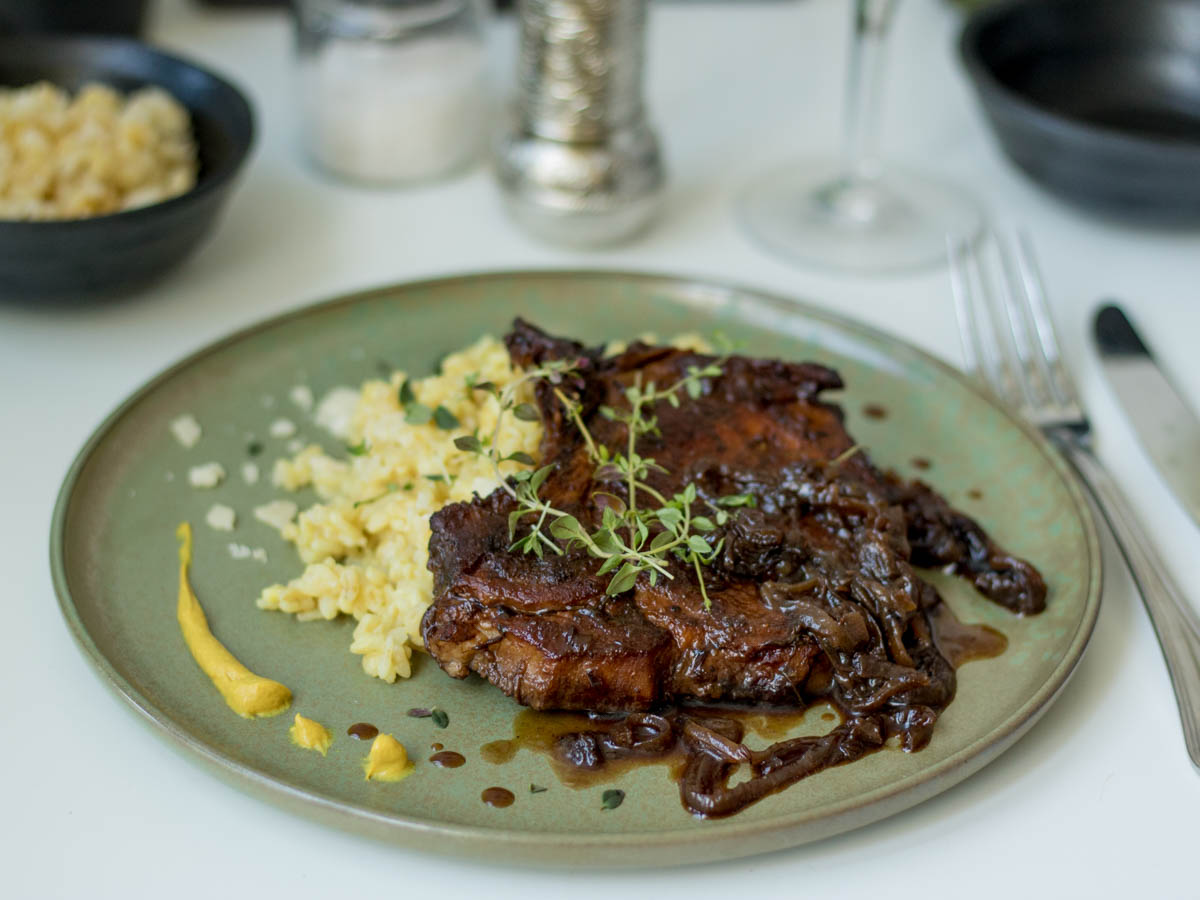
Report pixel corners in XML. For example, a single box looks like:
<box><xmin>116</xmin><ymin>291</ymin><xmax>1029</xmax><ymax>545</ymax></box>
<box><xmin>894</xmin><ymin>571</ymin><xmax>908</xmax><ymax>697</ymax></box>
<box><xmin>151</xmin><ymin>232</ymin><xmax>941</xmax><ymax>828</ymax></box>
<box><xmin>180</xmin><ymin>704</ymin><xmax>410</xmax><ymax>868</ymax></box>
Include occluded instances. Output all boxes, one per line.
<box><xmin>294</xmin><ymin>0</ymin><xmax>489</xmax><ymax>184</ymax></box>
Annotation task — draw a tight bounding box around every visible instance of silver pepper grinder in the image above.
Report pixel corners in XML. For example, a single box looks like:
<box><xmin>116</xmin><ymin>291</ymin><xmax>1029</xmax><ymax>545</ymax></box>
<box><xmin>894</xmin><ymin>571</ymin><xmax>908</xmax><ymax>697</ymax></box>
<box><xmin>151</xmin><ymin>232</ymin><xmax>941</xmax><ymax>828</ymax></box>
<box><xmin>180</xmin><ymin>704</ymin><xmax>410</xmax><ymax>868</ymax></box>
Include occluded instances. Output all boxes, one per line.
<box><xmin>495</xmin><ymin>0</ymin><xmax>664</xmax><ymax>247</ymax></box>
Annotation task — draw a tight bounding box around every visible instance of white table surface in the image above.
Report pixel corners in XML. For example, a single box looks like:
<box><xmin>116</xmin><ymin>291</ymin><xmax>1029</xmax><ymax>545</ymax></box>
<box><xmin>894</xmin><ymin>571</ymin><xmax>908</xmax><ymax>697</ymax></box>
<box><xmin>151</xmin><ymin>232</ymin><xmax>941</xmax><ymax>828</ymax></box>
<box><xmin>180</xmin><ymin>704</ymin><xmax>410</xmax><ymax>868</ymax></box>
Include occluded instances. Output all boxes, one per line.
<box><xmin>6</xmin><ymin>0</ymin><xmax>1200</xmax><ymax>896</ymax></box>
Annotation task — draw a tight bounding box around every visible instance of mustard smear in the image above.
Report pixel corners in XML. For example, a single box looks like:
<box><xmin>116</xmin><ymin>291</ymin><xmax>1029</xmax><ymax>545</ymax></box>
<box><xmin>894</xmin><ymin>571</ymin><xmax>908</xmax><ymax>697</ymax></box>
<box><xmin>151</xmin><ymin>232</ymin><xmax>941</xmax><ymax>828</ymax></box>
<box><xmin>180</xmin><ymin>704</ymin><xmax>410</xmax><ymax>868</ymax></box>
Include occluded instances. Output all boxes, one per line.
<box><xmin>363</xmin><ymin>733</ymin><xmax>413</xmax><ymax>782</ymax></box>
<box><xmin>290</xmin><ymin>714</ymin><xmax>333</xmax><ymax>755</ymax></box>
<box><xmin>176</xmin><ymin>522</ymin><xmax>292</xmax><ymax>718</ymax></box>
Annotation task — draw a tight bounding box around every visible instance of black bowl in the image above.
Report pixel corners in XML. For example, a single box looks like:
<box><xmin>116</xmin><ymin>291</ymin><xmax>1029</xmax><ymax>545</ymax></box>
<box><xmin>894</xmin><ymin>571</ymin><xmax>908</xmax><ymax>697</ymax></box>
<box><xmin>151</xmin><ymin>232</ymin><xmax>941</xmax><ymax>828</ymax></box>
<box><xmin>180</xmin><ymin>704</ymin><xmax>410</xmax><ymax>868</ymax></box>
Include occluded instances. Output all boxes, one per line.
<box><xmin>0</xmin><ymin>0</ymin><xmax>149</xmax><ymax>36</ymax></box>
<box><xmin>0</xmin><ymin>37</ymin><xmax>254</xmax><ymax>300</ymax></box>
<box><xmin>960</xmin><ymin>0</ymin><xmax>1200</xmax><ymax>225</ymax></box>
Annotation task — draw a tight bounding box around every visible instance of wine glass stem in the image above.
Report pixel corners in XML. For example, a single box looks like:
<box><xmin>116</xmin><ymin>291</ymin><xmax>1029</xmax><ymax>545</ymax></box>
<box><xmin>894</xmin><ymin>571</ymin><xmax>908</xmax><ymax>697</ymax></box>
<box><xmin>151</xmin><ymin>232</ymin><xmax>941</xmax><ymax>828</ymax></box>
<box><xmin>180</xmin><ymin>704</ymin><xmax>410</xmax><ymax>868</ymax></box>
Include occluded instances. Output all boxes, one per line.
<box><xmin>841</xmin><ymin>0</ymin><xmax>898</xmax><ymax>183</ymax></box>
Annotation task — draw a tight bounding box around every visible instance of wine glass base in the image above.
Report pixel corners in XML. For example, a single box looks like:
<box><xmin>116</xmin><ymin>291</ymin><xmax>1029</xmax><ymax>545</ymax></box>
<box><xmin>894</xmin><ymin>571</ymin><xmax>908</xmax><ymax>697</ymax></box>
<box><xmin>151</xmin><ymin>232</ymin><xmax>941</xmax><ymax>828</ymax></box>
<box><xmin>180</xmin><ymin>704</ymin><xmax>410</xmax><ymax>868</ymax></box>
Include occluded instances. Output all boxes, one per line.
<box><xmin>738</xmin><ymin>161</ymin><xmax>985</xmax><ymax>274</ymax></box>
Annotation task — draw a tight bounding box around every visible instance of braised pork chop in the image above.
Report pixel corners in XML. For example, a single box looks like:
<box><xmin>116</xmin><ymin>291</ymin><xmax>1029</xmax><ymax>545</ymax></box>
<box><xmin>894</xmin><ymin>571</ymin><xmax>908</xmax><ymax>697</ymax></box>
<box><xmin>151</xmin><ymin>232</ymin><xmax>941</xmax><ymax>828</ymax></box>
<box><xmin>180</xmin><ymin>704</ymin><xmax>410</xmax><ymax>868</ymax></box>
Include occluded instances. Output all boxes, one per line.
<box><xmin>421</xmin><ymin>320</ymin><xmax>1045</xmax><ymax>714</ymax></box>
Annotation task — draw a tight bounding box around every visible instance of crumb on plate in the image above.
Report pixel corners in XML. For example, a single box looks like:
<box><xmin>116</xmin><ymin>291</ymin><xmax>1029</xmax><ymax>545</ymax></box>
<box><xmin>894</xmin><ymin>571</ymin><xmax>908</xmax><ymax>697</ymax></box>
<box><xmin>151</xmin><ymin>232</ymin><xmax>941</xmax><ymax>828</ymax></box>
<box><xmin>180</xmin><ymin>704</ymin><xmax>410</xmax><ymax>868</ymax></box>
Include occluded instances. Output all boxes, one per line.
<box><xmin>254</xmin><ymin>499</ymin><xmax>298</xmax><ymax>532</ymax></box>
<box><xmin>205</xmin><ymin>504</ymin><xmax>236</xmax><ymax>532</ymax></box>
<box><xmin>169</xmin><ymin>414</ymin><xmax>202</xmax><ymax>448</ymax></box>
<box><xmin>187</xmin><ymin>462</ymin><xmax>225</xmax><ymax>489</ymax></box>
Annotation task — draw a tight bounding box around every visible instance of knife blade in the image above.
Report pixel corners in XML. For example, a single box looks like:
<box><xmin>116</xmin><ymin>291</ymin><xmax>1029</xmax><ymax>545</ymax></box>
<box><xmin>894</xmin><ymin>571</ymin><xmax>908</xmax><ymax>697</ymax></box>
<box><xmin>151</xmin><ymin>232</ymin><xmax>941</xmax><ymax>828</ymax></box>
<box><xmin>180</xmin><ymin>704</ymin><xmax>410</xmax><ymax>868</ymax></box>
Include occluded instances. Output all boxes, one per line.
<box><xmin>1094</xmin><ymin>303</ymin><xmax>1200</xmax><ymax>528</ymax></box>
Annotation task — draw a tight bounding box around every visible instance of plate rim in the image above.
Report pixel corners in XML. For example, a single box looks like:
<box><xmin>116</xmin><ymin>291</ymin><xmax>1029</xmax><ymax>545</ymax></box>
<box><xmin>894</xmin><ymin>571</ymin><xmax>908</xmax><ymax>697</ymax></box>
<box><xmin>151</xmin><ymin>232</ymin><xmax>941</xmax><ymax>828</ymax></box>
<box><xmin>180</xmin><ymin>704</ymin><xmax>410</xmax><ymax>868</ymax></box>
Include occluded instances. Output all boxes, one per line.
<box><xmin>48</xmin><ymin>268</ymin><xmax>1103</xmax><ymax>864</ymax></box>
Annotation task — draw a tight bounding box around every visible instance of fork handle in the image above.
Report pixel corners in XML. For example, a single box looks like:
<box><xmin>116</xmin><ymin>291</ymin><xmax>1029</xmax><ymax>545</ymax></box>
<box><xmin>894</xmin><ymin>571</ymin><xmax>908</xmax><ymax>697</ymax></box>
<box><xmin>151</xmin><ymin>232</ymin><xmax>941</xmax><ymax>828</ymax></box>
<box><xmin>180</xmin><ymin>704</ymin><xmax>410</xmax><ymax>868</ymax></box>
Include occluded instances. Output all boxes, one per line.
<box><xmin>1057</xmin><ymin>434</ymin><xmax>1200</xmax><ymax>770</ymax></box>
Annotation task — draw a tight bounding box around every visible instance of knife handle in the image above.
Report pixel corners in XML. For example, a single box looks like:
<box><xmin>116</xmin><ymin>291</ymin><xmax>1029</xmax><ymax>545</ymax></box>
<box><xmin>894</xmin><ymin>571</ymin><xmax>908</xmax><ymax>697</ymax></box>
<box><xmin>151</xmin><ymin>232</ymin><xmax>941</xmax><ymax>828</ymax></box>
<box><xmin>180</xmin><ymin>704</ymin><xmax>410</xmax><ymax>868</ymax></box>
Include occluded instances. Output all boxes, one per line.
<box><xmin>1059</xmin><ymin>437</ymin><xmax>1200</xmax><ymax>771</ymax></box>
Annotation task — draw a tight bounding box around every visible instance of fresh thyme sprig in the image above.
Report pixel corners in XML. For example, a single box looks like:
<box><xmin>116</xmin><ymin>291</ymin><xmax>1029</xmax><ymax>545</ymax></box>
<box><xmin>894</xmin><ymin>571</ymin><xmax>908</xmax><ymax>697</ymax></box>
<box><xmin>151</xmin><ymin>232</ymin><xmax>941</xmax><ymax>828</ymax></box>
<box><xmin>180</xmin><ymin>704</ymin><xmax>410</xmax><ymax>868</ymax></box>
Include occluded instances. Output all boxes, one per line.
<box><xmin>456</xmin><ymin>352</ymin><xmax>754</xmax><ymax>609</ymax></box>
<box><xmin>453</xmin><ymin>359</ymin><xmax>582</xmax><ymax>559</ymax></box>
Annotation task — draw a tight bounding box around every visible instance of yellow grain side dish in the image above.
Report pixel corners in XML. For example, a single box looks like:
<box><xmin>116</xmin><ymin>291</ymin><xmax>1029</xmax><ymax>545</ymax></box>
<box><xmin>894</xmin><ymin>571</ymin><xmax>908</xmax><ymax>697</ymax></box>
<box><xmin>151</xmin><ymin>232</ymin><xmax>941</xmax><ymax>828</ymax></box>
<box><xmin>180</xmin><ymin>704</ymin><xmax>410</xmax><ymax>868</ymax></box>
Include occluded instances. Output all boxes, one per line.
<box><xmin>258</xmin><ymin>332</ymin><xmax>711</xmax><ymax>684</ymax></box>
<box><xmin>0</xmin><ymin>82</ymin><xmax>197</xmax><ymax>220</ymax></box>
<box><xmin>258</xmin><ymin>336</ymin><xmax>542</xmax><ymax>683</ymax></box>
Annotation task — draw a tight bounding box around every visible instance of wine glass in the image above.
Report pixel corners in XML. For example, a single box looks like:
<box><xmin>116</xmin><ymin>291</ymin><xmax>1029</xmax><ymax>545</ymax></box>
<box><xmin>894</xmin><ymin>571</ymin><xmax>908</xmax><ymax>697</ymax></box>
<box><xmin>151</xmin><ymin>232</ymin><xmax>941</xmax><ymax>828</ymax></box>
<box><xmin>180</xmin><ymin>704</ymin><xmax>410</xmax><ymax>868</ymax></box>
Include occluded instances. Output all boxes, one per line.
<box><xmin>738</xmin><ymin>0</ymin><xmax>983</xmax><ymax>273</ymax></box>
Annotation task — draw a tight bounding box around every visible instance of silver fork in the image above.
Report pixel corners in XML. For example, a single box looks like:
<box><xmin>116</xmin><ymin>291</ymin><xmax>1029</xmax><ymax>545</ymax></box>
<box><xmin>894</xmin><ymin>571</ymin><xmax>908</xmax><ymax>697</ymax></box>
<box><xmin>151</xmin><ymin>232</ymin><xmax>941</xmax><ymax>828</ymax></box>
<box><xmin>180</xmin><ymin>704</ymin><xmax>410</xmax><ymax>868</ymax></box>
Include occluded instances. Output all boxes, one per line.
<box><xmin>950</xmin><ymin>231</ymin><xmax>1200</xmax><ymax>771</ymax></box>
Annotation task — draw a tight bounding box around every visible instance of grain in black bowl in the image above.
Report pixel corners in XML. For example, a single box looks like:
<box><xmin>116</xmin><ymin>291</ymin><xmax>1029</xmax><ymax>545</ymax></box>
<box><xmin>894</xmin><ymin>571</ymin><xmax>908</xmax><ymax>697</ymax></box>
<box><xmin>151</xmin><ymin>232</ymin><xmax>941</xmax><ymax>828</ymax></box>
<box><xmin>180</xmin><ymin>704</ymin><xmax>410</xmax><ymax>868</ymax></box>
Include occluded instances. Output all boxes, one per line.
<box><xmin>0</xmin><ymin>36</ymin><xmax>254</xmax><ymax>300</ymax></box>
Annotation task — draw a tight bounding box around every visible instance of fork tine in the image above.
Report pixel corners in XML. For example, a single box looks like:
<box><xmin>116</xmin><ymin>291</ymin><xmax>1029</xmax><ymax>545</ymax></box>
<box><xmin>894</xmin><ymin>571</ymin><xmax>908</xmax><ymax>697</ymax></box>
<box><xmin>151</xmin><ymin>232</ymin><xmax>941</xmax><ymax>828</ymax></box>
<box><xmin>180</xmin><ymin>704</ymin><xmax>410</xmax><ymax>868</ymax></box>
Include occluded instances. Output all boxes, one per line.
<box><xmin>951</xmin><ymin>234</ymin><xmax>1024</xmax><ymax>411</ymax></box>
<box><xmin>948</xmin><ymin>236</ymin><xmax>981</xmax><ymax>379</ymax></box>
<box><xmin>995</xmin><ymin>233</ymin><xmax>1054</xmax><ymax>411</ymax></box>
<box><xmin>978</xmin><ymin>235</ymin><xmax>1040</xmax><ymax>415</ymax></box>
<box><xmin>1013</xmin><ymin>231</ymin><xmax>1080</xmax><ymax>410</ymax></box>
<box><xmin>967</xmin><ymin>242</ymin><xmax>1011</xmax><ymax>401</ymax></box>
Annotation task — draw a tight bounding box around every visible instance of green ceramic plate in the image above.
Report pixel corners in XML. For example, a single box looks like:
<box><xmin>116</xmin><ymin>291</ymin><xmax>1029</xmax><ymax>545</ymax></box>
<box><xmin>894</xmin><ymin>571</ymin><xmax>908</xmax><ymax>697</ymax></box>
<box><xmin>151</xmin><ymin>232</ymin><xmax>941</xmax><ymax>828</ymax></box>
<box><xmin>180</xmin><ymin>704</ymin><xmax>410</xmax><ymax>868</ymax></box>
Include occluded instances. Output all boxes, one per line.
<box><xmin>50</xmin><ymin>271</ymin><xmax>1101</xmax><ymax>866</ymax></box>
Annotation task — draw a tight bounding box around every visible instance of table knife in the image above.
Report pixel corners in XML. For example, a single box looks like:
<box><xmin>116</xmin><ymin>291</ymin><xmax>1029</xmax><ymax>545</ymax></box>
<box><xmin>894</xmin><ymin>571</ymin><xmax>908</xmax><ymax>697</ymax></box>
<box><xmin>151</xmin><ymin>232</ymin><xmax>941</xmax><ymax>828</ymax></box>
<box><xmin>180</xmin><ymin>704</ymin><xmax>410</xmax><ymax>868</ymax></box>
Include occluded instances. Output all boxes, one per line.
<box><xmin>1094</xmin><ymin>303</ymin><xmax>1200</xmax><ymax>528</ymax></box>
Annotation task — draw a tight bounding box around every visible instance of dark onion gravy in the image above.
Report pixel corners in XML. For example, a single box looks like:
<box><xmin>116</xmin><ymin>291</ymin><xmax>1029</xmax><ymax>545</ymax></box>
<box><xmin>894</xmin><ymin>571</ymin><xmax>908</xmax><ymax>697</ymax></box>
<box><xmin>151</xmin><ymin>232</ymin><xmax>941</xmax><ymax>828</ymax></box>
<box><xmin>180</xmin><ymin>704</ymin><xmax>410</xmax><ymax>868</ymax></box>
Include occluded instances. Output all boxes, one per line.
<box><xmin>479</xmin><ymin>603</ymin><xmax>1004</xmax><ymax>818</ymax></box>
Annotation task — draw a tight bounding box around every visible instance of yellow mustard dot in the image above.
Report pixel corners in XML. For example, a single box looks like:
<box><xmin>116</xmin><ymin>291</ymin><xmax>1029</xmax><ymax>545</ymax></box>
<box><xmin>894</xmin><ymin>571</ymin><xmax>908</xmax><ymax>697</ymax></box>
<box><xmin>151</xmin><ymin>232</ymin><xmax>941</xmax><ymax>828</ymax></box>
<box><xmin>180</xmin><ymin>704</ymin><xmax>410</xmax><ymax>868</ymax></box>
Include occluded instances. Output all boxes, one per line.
<box><xmin>363</xmin><ymin>733</ymin><xmax>413</xmax><ymax>782</ymax></box>
<box><xmin>289</xmin><ymin>714</ymin><xmax>333</xmax><ymax>755</ymax></box>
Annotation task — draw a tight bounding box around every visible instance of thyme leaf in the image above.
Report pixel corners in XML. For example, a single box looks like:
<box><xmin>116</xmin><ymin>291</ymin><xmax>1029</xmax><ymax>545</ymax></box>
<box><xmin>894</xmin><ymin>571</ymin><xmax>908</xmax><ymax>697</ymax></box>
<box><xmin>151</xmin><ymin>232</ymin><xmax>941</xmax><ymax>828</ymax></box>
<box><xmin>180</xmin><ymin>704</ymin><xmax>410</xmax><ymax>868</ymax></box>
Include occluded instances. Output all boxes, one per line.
<box><xmin>406</xmin><ymin>403</ymin><xmax>433</xmax><ymax>425</ymax></box>
<box><xmin>455</xmin><ymin>435</ymin><xmax>484</xmax><ymax>454</ymax></box>
<box><xmin>433</xmin><ymin>405</ymin><xmax>460</xmax><ymax>430</ymax></box>
<box><xmin>398</xmin><ymin>379</ymin><xmax>416</xmax><ymax>407</ymax></box>
<box><xmin>715</xmin><ymin>493</ymin><xmax>756</xmax><ymax>508</ymax></box>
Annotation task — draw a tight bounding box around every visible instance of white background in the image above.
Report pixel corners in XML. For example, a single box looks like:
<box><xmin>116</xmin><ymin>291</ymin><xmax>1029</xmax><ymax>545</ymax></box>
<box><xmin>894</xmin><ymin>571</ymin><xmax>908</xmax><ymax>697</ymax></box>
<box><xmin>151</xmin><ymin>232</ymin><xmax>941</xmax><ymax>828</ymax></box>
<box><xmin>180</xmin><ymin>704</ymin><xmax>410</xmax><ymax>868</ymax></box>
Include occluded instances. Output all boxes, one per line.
<box><xmin>4</xmin><ymin>0</ymin><xmax>1200</xmax><ymax>896</ymax></box>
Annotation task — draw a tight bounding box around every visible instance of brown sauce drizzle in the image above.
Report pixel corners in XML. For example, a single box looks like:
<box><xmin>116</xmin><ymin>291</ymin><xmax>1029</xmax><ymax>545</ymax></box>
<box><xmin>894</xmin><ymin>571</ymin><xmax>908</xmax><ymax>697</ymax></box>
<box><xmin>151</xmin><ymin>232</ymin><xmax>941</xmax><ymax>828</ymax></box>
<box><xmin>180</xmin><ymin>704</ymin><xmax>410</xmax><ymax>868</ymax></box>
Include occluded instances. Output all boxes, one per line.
<box><xmin>481</xmin><ymin>604</ymin><xmax>1004</xmax><ymax>818</ymax></box>
<box><xmin>928</xmin><ymin>603</ymin><xmax>1007</xmax><ymax>667</ymax></box>
<box><xmin>347</xmin><ymin>722</ymin><xmax>378</xmax><ymax>740</ymax></box>
<box><xmin>967</xmin><ymin>488</ymin><xmax>984</xmax><ymax>500</ymax></box>
<box><xmin>431</xmin><ymin>742</ymin><xmax>444</xmax><ymax>752</ymax></box>
<box><xmin>480</xmin><ymin>706</ymin><xmax>826</xmax><ymax>789</ymax></box>
<box><xmin>430</xmin><ymin>750</ymin><xmax>466</xmax><ymax>768</ymax></box>
<box><xmin>480</xmin><ymin>738</ymin><xmax>517</xmax><ymax>765</ymax></box>
<box><xmin>862</xmin><ymin>403</ymin><xmax>888</xmax><ymax>420</ymax></box>
<box><xmin>912</xmin><ymin>457</ymin><xmax>932</xmax><ymax>470</ymax></box>
<box><xmin>481</xmin><ymin>787</ymin><xmax>515</xmax><ymax>808</ymax></box>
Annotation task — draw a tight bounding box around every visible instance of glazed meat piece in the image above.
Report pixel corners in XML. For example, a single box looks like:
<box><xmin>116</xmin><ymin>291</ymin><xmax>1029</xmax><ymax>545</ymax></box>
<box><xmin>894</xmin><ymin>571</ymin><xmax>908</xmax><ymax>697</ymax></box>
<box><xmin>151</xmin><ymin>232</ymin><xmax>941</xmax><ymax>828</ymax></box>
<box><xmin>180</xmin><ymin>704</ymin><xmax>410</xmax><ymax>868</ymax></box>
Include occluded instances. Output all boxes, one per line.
<box><xmin>421</xmin><ymin>320</ymin><xmax>1045</xmax><ymax>715</ymax></box>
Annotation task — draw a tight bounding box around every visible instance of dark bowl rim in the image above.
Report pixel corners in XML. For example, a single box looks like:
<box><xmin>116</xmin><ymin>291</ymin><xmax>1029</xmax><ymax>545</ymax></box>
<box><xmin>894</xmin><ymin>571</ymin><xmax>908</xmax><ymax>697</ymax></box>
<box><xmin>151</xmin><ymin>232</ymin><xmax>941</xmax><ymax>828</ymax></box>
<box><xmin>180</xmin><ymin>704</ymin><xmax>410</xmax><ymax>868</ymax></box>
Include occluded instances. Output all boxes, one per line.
<box><xmin>0</xmin><ymin>33</ymin><xmax>256</xmax><ymax>231</ymax></box>
<box><xmin>958</xmin><ymin>0</ymin><xmax>1200</xmax><ymax>163</ymax></box>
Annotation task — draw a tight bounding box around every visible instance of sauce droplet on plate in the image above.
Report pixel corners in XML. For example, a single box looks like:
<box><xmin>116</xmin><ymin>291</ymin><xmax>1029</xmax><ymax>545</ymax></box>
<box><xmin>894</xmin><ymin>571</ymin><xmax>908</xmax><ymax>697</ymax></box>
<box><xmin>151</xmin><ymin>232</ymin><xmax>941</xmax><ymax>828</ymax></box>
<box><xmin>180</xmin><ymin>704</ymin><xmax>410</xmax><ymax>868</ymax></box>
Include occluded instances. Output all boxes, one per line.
<box><xmin>431</xmin><ymin>750</ymin><xmax>466</xmax><ymax>768</ymax></box>
<box><xmin>482</xmin><ymin>787</ymin><xmax>515</xmax><ymax>808</ymax></box>
<box><xmin>862</xmin><ymin>403</ymin><xmax>888</xmax><ymax>420</ymax></box>
<box><xmin>347</xmin><ymin>722</ymin><xmax>379</xmax><ymax>740</ymax></box>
